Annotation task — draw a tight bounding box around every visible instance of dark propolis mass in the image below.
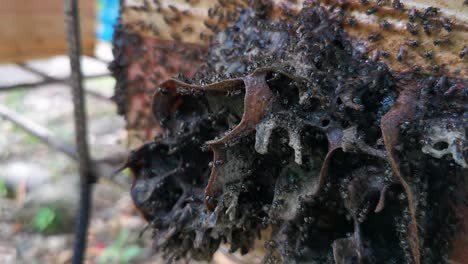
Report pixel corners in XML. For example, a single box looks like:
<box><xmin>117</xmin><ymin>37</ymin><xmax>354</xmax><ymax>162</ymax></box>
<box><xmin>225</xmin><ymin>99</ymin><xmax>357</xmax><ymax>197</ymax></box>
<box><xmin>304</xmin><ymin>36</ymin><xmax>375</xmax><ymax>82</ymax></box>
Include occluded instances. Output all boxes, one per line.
<box><xmin>115</xmin><ymin>1</ymin><xmax>467</xmax><ymax>263</ymax></box>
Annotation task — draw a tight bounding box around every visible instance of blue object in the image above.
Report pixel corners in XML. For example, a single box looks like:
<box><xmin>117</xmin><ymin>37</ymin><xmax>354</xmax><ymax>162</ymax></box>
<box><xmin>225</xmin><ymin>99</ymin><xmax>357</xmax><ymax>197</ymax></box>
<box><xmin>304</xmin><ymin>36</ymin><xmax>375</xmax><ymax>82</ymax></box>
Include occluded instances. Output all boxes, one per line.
<box><xmin>96</xmin><ymin>0</ymin><xmax>119</xmax><ymax>41</ymax></box>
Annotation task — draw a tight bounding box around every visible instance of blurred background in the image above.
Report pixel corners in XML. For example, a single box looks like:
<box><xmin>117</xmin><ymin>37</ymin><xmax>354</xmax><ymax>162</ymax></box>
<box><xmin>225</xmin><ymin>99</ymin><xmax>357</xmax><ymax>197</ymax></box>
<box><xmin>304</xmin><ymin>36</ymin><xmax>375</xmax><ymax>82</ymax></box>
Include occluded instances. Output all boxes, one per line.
<box><xmin>0</xmin><ymin>1</ymin><xmax>160</xmax><ymax>263</ymax></box>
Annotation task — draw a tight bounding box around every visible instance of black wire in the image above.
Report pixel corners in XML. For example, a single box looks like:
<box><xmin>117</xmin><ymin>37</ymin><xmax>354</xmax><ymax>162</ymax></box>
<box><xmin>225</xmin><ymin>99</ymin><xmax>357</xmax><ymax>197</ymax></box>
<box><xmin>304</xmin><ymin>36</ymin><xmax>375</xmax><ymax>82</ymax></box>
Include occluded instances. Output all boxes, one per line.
<box><xmin>72</xmin><ymin>180</ymin><xmax>94</xmax><ymax>264</ymax></box>
<box><xmin>64</xmin><ymin>0</ymin><xmax>97</xmax><ymax>263</ymax></box>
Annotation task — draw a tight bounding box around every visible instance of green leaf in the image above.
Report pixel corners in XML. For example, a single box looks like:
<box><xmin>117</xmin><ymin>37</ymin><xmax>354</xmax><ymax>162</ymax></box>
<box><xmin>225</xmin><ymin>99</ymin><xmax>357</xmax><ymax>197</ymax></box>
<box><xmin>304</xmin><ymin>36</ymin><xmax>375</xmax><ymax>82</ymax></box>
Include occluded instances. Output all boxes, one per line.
<box><xmin>121</xmin><ymin>168</ymin><xmax>131</xmax><ymax>177</ymax></box>
<box><xmin>121</xmin><ymin>245</ymin><xmax>142</xmax><ymax>263</ymax></box>
<box><xmin>32</xmin><ymin>207</ymin><xmax>56</xmax><ymax>231</ymax></box>
<box><xmin>0</xmin><ymin>179</ymin><xmax>7</xmax><ymax>197</ymax></box>
<box><xmin>97</xmin><ymin>246</ymin><xmax>120</xmax><ymax>264</ymax></box>
<box><xmin>114</xmin><ymin>229</ymin><xmax>129</xmax><ymax>248</ymax></box>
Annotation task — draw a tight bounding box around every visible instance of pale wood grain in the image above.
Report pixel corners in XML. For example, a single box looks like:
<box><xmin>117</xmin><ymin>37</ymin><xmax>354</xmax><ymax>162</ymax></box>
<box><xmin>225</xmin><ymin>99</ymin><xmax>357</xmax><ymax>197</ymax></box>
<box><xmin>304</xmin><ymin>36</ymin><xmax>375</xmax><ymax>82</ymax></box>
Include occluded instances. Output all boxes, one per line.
<box><xmin>0</xmin><ymin>0</ymin><xmax>95</xmax><ymax>63</ymax></box>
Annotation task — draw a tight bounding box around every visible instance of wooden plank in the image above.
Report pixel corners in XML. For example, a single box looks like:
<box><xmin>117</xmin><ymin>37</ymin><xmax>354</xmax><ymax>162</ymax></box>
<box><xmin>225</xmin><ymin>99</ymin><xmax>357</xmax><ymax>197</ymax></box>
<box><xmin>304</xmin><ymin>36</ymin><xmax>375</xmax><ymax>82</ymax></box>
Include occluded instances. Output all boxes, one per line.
<box><xmin>0</xmin><ymin>0</ymin><xmax>95</xmax><ymax>63</ymax></box>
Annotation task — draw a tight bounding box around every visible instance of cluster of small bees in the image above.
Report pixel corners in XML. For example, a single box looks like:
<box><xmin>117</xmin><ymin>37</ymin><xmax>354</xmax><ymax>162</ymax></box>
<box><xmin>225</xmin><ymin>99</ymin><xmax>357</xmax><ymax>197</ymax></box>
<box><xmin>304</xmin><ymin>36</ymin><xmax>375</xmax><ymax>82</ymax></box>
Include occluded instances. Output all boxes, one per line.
<box><xmin>342</xmin><ymin>0</ymin><xmax>467</xmax><ymax>75</ymax></box>
<box><xmin>121</xmin><ymin>0</ymin><xmax>466</xmax><ymax>78</ymax></box>
<box><xmin>123</xmin><ymin>0</ymin><xmax>244</xmax><ymax>44</ymax></box>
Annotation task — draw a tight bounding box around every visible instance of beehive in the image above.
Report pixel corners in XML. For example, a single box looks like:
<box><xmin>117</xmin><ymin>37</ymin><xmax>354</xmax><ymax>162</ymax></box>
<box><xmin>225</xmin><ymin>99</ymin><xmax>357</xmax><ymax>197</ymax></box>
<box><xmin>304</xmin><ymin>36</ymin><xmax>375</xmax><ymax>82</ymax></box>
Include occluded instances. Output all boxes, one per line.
<box><xmin>111</xmin><ymin>1</ymin><xmax>467</xmax><ymax>263</ymax></box>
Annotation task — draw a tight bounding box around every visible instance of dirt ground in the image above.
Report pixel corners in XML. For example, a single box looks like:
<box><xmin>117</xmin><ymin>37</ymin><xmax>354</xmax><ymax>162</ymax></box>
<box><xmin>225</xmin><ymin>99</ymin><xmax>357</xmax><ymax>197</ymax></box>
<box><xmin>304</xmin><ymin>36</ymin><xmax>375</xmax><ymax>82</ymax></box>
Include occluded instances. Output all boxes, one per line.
<box><xmin>0</xmin><ymin>75</ymin><xmax>163</xmax><ymax>263</ymax></box>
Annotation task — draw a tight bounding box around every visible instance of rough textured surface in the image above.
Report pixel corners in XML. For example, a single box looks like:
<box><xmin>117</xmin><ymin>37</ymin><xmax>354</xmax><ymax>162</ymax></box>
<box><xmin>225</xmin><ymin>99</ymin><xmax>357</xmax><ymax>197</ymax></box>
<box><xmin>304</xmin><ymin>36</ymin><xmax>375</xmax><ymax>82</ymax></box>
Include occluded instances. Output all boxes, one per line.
<box><xmin>118</xmin><ymin>0</ymin><xmax>468</xmax><ymax>77</ymax></box>
<box><xmin>109</xmin><ymin>26</ymin><xmax>207</xmax><ymax>145</ymax></box>
<box><xmin>113</xmin><ymin>0</ymin><xmax>468</xmax><ymax>147</ymax></box>
<box><xmin>116</xmin><ymin>1</ymin><xmax>467</xmax><ymax>263</ymax></box>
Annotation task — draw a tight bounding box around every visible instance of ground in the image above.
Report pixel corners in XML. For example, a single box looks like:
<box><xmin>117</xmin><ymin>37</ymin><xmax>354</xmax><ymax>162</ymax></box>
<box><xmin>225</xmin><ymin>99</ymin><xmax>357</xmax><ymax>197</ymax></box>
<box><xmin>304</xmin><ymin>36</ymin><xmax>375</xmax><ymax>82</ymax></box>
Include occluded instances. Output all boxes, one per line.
<box><xmin>0</xmin><ymin>53</ymin><xmax>161</xmax><ymax>263</ymax></box>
